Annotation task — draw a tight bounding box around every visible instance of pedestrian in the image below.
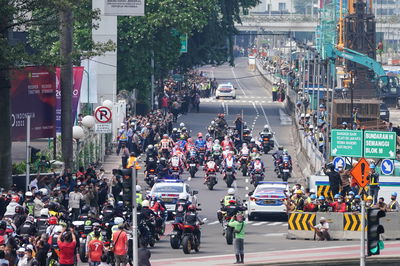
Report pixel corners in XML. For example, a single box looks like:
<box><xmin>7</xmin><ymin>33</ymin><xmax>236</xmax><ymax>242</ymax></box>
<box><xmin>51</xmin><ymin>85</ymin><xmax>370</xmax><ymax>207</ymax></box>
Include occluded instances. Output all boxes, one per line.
<box><xmin>312</xmin><ymin>217</ymin><xmax>331</xmax><ymax>241</ymax></box>
<box><xmin>0</xmin><ymin>250</ymin><xmax>8</xmax><ymax>266</ymax></box>
<box><xmin>88</xmin><ymin>230</ymin><xmax>104</xmax><ymax>266</ymax></box>
<box><xmin>35</xmin><ymin>240</ymin><xmax>49</xmax><ymax>266</ymax></box>
<box><xmin>271</xmin><ymin>83</ymin><xmax>278</xmax><ymax>101</ymax></box>
<box><xmin>68</xmin><ymin>186</ymin><xmax>83</xmax><ymax>221</ymax></box>
<box><xmin>120</xmin><ymin>143</ymin><xmax>130</xmax><ymax>169</ymax></box>
<box><xmin>368</xmin><ymin>164</ymin><xmax>380</xmax><ymax>204</ymax></box>
<box><xmin>112</xmin><ymin>224</ymin><xmax>128</xmax><ymax>266</ymax></box>
<box><xmin>228</xmin><ymin>214</ymin><xmax>246</xmax><ymax>264</ymax></box>
<box><xmin>323</xmin><ymin>164</ymin><xmax>341</xmax><ymax>197</ymax></box>
<box><xmin>57</xmin><ymin>227</ymin><xmax>77</xmax><ymax>266</ymax></box>
<box><xmin>138</xmin><ymin>246</ymin><xmax>151</xmax><ymax>266</ymax></box>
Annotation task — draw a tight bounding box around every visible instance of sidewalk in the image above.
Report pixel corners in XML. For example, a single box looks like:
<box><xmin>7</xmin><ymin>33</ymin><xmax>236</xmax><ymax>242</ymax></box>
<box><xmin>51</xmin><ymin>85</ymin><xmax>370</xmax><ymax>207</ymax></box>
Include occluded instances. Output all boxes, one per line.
<box><xmin>102</xmin><ymin>154</ymin><xmax>121</xmax><ymax>174</ymax></box>
<box><xmin>150</xmin><ymin>242</ymin><xmax>400</xmax><ymax>266</ymax></box>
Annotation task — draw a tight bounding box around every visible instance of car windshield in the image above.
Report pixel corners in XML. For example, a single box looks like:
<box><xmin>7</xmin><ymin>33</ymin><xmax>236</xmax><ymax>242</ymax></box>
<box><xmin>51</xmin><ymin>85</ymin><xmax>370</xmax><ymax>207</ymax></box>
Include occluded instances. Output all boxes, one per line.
<box><xmin>255</xmin><ymin>187</ymin><xmax>284</xmax><ymax>195</ymax></box>
<box><xmin>220</xmin><ymin>86</ymin><xmax>232</xmax><ymax>90</ymax></box>
<box><xmin>153</xmin><ymin>185</ymin><xmax>183</xmax><ymax>193</ymax></box>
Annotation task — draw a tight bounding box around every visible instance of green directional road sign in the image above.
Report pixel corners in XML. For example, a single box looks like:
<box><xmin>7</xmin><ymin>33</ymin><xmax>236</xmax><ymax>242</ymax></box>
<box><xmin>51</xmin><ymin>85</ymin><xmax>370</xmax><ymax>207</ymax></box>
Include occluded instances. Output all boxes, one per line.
<box><xmin>331</xmin><ymin>129</ymin><xmax>363</xmax><ymax>157</ymax></box>
<box><xmin>364</xmin><ymin>131</ymin><xmax>397</xmax><ymax>159</ymax></box>
<box><xmin>180</xmin><ymin>34</ymin><xmax>188</xmax><ymax>53</ymax></box>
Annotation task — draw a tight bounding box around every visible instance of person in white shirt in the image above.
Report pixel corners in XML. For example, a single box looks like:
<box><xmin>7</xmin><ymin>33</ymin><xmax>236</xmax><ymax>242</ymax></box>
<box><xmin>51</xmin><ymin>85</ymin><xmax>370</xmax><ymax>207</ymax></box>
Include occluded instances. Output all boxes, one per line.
<box><xmin>313</xmin><ymin>217</ymin><xmax>330</xmax><ymax>241</ymax></box>
<box><xmin>69</xmin><ymin>186</ymin><xmax>83</xmax><ymax>220</ymax></box>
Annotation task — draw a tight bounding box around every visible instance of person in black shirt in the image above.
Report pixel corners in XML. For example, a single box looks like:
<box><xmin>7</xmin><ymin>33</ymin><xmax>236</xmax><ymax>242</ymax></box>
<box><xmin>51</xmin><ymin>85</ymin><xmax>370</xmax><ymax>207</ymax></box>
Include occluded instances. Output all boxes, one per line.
<box><xmin>323</xmin><ymin>164</ymin><xmax>341</xmax><ymax>196</ymax></box>
<box><xmin>35</xmin><ymin>240</ymin><xmax>50</xmax><ymax>266</ymax></box>
<box><xmin>184</xmin><ymin>205</ymin><xmax>203</xmax><ymax>243</ymax></box>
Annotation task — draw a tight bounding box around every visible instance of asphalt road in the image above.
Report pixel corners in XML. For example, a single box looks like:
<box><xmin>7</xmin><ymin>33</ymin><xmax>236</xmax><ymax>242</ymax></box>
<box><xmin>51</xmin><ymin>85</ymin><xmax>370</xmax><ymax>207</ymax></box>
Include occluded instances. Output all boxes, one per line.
<box><xmin>149</xmin><ymin>58</ymin><xmax>358</xmax><ymax>259</ymax></box>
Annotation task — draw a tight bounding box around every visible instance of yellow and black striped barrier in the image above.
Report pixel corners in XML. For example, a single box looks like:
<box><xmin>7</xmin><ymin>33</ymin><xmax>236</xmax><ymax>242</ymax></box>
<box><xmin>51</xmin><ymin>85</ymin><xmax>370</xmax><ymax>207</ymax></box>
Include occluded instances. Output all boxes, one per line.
<box><xmin>317</xmin><ymin>185</ymin><xmax>333</xmax><ymax>199</ymax></box>
<box><xmin>343</xmin><ymin>213</ymin><xmax>363</xmax><ymax>231</ymax></box>
<box><xmin>288</xmin><ymin>212</ymin><xmax>316</xmax><ymax>230</ymax></box>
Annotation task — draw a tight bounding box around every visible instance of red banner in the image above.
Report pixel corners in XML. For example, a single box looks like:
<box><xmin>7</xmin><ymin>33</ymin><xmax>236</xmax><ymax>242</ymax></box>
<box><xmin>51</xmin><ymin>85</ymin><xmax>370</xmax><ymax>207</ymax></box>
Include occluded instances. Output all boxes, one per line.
<box><xmin>55</xmin><ymin>66</ymin><xmax>84</xmax><ymax>133</ymax></box>
<box><xmin>11</xmin><ymin>66</ymin><xmax>56</xmax><ymax>141</ymax></box>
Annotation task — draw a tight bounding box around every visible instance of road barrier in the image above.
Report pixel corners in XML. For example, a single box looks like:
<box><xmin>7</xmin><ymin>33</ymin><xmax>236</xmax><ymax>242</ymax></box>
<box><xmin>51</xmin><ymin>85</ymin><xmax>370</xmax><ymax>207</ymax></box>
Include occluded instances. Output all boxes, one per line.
<box><xmin>317</xmin><ymin>185</ymin><xmax>333</xmax><ymax>199</ymax></box>
<box><xmin>287</xmin><ymin>211</ymin><xmax>400</xmax><ymax>240</ymax></box>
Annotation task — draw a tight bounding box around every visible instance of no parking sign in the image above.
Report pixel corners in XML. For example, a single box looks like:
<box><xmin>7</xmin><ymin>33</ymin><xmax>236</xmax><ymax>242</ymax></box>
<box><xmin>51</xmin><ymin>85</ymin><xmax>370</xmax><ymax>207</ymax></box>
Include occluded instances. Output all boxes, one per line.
<box><xmin>95</xmin><ymin>106</ymin><xmax>112</xmax><ymax>123</ymax></box>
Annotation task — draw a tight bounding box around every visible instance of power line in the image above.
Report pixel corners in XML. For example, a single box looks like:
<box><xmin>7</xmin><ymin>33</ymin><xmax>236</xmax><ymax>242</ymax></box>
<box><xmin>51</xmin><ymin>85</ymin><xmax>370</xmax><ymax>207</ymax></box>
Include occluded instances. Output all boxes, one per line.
<box><xmin>89</xmin><ymin>59</ymin><xmax>117</xmax><ymax>68</ymax></box>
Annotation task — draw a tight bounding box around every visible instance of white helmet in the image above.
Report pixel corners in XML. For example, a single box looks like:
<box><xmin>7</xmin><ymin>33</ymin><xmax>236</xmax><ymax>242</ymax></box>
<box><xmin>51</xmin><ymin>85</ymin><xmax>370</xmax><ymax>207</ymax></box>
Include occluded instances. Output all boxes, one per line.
<box><xmin>264</xmin><ymin>125</ymin><xmax>269</xmax><ymax>130</ymax></box>
<box><xmin>40</xmin><ymin>208</ymin><xmax>49</xmax><ymax>217</ymax></box>
<box><xmin>135</xmin><ymin>185</ymin><xmax>141</xmax><ymax>192</ymax></box>
<box><xmin>300</xmin><ymin>113</ymin><xmax>305</xmax><ymax>118</ymax></box>
<box><xmin>211</xmin><ymin>121</ymin><xmax>215</xmax><ymax>125</ymax></box>
<box><xmin>39</xmin><ymin>188</ymin><xmax>48</xmax><ymax>196</ymax></box>
<box><xmin>178</xmin><ymin>193</ymin><xmax>187</xmax><ymax>200</ymax></box>
<box><xmin>180</xmin><ymin>122</ymin><xmax>185</xmax><ymax>127</ymax></box>
<box><xmin>142</xmin><ymin>200</ymin><xmax>150</xmax><ymax>207</ymax></box>
<box><xmin>25</xmin><ymin>192</ymin><xmax>33</xmax><ymax>197</ymax></box>
<box><xmin>309</xmin><ymin>124</ymin><xmax>314</xmax><ymax>129</ymax></box>
<box><xmin>214</xmin><ymin>139</ymin><xmax>220</xmax><ymax>144</ymax></box>
<box><xmin>114</xmin><ymin>217</ymin><xmax>124</xmax><ymax>225</ymax></box>
<box><xmin>305</xmin><ymin>114</ymin><xmax>310</xmax><ymax>118</ymax></box>
<box><xmin>228</xmin><ymin>188</ymin><xmax>235</xmax><ymax>195</ymax></box>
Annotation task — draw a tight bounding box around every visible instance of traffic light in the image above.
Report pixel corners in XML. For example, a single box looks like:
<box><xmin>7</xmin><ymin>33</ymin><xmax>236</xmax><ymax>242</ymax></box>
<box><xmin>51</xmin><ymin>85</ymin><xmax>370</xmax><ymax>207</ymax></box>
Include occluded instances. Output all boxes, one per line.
<box><xmin>119</xmin><ymin>169</ymin><xmax>133</xmax><ymax>207</ymax></box>
<box><xmin>367</xmin><ymin>208</ymin><xmax>385</xmax><ymax>256</ymax></box>
<box><xmin>30</xmin><ymin>147</ymin><xmax>40</xmax><ymax>162</ymax></box>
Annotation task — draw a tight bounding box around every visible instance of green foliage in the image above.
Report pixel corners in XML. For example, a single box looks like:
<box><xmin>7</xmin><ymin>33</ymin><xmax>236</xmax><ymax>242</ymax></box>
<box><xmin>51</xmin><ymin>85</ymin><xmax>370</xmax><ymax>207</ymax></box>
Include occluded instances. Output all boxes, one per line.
<box><xmin>27</xmin><ymin>0</ymin><xmax>115</xmax><ymax>66</ymax></box>
<box><xmin>12</xmin><ymin>161</ymin><xmax>27</xmax><ymax>175</ymax></box>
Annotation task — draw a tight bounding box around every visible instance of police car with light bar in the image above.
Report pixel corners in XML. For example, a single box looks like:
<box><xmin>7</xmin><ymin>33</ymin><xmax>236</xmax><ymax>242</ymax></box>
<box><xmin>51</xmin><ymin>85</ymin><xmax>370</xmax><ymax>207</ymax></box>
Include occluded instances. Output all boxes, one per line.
<box><xmin>246</xmin><ymin>182</ymin><xmax>288</xmax><ymax>220</ymax></box>
<box><xmin>216</xmin><ymin>83</ymin><xmax>236</xmax><ymax>99</ymax></box>
<box><xmin>147</xmin><ymin>179</ymin><xmax>198</xmax><ymax>214</ymax></box>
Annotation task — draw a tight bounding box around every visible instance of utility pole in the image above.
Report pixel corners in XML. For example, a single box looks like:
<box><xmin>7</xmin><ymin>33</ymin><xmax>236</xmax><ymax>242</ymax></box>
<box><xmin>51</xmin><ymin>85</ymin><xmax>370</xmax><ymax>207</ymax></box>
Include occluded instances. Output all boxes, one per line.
<box><xmin>151</xmin><ymin>49</ymin><xmax>155</xmax><ymax>109</ymax></box>
<box><xmin>60</xmin><ymin>5</ymin><xmax>74</xmax><ymax>170</ymax></box>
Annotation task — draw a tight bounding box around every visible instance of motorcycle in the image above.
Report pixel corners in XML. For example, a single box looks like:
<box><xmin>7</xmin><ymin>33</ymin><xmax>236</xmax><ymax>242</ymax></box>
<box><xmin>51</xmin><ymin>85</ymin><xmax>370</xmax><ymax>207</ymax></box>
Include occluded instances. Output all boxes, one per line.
<box><xmin>145</xmin><ymin>168</ymin><xmax>157</xmax><ymax>187</ymax></box>
<box><xmin>170</xmin><ymin>166</ymin><xmax>181</xmax><ymax>179</ymax></box>
<box><xmin>239</xmin><ymin>156</ymin><xmax>249</xmax><ymax>176</ymax></box>
<box><xmin>280</xmin><ymin>159</ymin><xmax>291</xmax><ymax>181</ymax></box>
<box><xmin>221</xmin><ymin>212</ymin><xmax>234</xmax><ymax>245</ymax></box>
<box><xmin>181</xmin><ymin>218</ymin><xmax>207</xmax><ymax>254</ymax></box>
<box><xmin>188</xmin><ymin>162</ymin><xmax>198</xmax><ymax>179</ymax></box>
<box><xmin>224</xmin><ymin>167</ymin><xmax>235</xmax><ymax>188</ymax></box>
<box><xmin>261</xmin><ymin>135</ymin><xmax>272</xmax><ymax>154</ymax></box>
<box><xmin>205</xmin><ymin>169</ymin><xmax>218</xmax><ymax>190</ymax></box>
<box><xmin>242</xmin><ymin>129</ymin><xmax>252</xmax><ymax>143</ymax></box>
<box><xmin>197</xmin><ymin>147</ymin><xmax>206</xmax><ymax>165</ymax></box>
<box><xmin>170</xmin><ymin>221</ymin><xmax>184</xmax><ymax>249</ymax></box>
<box><xmin>251</xmin><ymin>169</ymin><xmax>264</xmax><ymax>188</ymax></box>
<box><xmin>138</xmin><ymin>219</ymin><xmax>156</xmax><ymax>248</ymax></box>
<box><xmin>212</xmin><ymin>152</ymin><xmax>221</xmax><ymax>165</ymax></box>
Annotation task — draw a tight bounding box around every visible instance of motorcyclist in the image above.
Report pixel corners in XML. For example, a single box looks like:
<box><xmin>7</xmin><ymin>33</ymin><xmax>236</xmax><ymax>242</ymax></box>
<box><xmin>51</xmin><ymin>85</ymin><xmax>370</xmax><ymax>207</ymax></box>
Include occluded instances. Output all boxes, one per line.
<box><xmin>212</xmin><ymin>139</ymin><xmax>222</xmax><ymax>161</ymax></box>
<box><xmin>23</xmin><ymin>192</ymin><xmax>35</xmax><ymax>216</ymax></box>
<box><xmin>248</xmin><ymin>138</ymin><xmax>259</xmax><ymax>152</ymax></box>
<box><xmin>156</xmin><ymin>157</ymin><xmax>170</xmax><ymax>178</ymax></box>
<box><xmin>169</xmin><ymin>153</ymin><xmax>184</xmax><ymax>175</ymax></box>
<box><xmin>145</xmin><ymin>145</ymin><xmax>158</xmax><ymax>168</ymax></box>
<box><xmin>46</xmin><ymin>216</ymin><xmax>59</xmax><ymax>236</ymax></box>
<box><xmin>171</xmin><ymin>128</ymin><xmax>180</xmax><ymax>142</ymax></box>
<box><xmin>185</xmin><ymin>138</ymin><xmax>196</xmax><ymax>154</ymax></box>
<box><xmin>221</xmin><ymin>136</ymin><xmax>233</xmax><ymax>150</ymax></box>
<box><xmin>139</xmin><ymin>200</ymin><xmax>156</xmax><ymax>236</ymax></box>
<box><xmin>184</xmin><ymin>204</ymin><xmax>203</xmax><ymax>244</ymax></box>
<box><xmin>249</xmin><ymin>147</ymin><xmax>260</xmax><ymax>161</ymax></box>
<box><xmin>159</xmin><ymin>134</ymin><xmax>174</xmax><ymax>158</ymax></box>
<box><xmin>4</xmin><ymin>195</ymin><xmax>21</xmax><ymax>218</ymax></box>
<box><xmin>195</xmin><ymin>133</ymin><xmax>207</xmax><ymax>149</ymax></box>
<box><xmin>174</xmin><ymin>194</ymin><xmax>192</xmax><ymax>223</ymax></box>
<box><xmin>220</xmin><ymin>188</ymin><xmax>238</xmax><ymax>207</ymax></box>
<box><xmin>218</xmin><ymin>199</ymin><xmax>247</xmax><ymax>223</ymax></box>
<box><xmin>272</xmin><ymin>146</ymin><xmax>284</xmax><ymax>160</ymax></box>
<box><xmin>17</xmin><ymin>215</ymin><xmax>37</xmax><ymax>236</ymax></box>
<box><xmin>203</xmin><ymin>157</ymin><xmax>219</xmax><ymax>184</ymax></box>
<box><xmin>239</xmin><ymin>143</ymin><xmax>250</xmax><ymax>157</ymax></box>
<box><xmin>177</xmin><ymin>136</ymin><xmax>187</xmax><ymax>151</ymax></box>
<box><xmin>222</xmin><ymin>146</ymin><xmax>232</xmax><ymax>159</ymax></box>
<box><xmin>249</xmin><ymin>156</ymin><xmax>265</xmax><ymax>182</ymax></box>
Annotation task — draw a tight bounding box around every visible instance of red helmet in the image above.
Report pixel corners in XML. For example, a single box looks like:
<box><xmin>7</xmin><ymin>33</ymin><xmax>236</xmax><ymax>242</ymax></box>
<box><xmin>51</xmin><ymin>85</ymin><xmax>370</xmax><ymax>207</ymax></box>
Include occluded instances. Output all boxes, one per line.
<box><xmin>229</xmin><ymin>199</ymin><xmax>236</xmax><ymax>204</ymax></box>
<box><xmin>48</xmin><ymin>216</ymin><xmax>58</xmax><ymax>225</ymax></box>
<box><xmin>188</xmin><ymin>204</ymin><xmax>196</xmax><ymax>211</ymax></box>
<box><xmin>197</xmin><ymin>132</ymin><xmax>203</xmax><ymax>138</ymax></box>
<box><xmin>187</xmin><ymin>138</ymin><xmax>193</xmax><ymax>143</ymax></box>
<box><xmin>11</xmin><ymin>195</ymin><xmax>20</xmax><ymax>203</ymax></box>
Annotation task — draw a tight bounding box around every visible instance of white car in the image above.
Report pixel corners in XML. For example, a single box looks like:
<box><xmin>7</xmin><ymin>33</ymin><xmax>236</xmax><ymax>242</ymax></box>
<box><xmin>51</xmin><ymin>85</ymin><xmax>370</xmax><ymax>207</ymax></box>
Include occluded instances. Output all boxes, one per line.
<box><xmin>216</xmin><ymin>83</ymin><xmax>236</xmax><ymax>99</ymax></box>
<box><xmin>148</xmin><ymin>179</ymin><xmax>198</xmax><ymax>213</ymax></box>
<box><xmin>247</xmin><ymin>182</ymin><xmax>288</xmax><ymax>220</ymax></box>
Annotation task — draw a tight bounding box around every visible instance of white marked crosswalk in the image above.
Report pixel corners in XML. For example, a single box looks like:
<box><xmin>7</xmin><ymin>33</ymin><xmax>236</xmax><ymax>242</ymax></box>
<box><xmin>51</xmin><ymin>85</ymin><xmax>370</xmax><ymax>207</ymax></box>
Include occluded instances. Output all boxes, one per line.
<box><xmin>201</xmin><ymin>96</ymin><xmax>275</xmax><ymax>104</ymax></box>
<box><xmin>252</xmin><ymin>222</ymin><xmax>268</xmax><ymax>226</ymax></box>
<box><xmin>170</xmin><ymin>220</ymin><xmax>287</xmax><ymax>227</ymax></box>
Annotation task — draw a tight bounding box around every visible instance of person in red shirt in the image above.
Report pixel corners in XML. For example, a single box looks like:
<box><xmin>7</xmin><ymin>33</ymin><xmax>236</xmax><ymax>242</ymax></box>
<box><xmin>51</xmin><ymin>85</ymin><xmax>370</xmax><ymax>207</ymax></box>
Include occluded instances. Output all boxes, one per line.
<box><xmin>112</xmin><ymin>224</ymin><xmax>128</xmax><ymax>266</ymax></box>
<box><xmin>57</xmin><ymin>227</ymin><xmax>77</xmax><ymax>266</ymax></box>
<box><xmin>330</xmin><ymin>194</ymin><xmax>346</xmax><ymax>212</ymax></box>
<box><xmin>88</xmin><ymin>230</ymin><xmax>104</xmax><ymax>266</ymax></box>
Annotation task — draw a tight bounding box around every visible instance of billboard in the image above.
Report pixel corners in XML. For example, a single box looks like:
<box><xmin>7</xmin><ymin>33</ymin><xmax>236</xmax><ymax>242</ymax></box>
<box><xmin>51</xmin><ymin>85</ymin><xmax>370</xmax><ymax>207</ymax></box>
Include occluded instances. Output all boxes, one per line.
<box><xmin>55</xmin><ymin>67</ymin><xmax>84</xmax><ymax>133</ymax></box>
<box><xmin>10</xmin><ymin>66</ymin><xmax>56</xmax><ymax>141</ymax></box>
<box><xmin>104</xmin><ymin>0</ymin><xmax>145</xmax><ymax>16</ymax></box>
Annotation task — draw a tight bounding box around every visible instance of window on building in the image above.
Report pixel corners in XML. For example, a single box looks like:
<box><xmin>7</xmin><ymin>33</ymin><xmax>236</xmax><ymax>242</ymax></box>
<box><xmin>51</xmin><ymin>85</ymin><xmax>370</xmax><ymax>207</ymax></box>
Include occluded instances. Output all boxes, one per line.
<box><xmin>278</xmin><ymin>2</ymin><xmax>286</xmax><ymax>11</ymax></box>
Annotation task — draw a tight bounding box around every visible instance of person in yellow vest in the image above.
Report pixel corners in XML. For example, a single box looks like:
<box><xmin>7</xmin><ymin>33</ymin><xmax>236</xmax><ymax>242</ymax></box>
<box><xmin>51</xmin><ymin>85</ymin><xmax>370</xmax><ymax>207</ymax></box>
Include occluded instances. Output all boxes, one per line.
<box><xmin>271</xmin><ymin>83</ymin><xmax>278</xmax><ymax>101</ymax></box>
<box><xmin>136</xmin><ymin>185</ymin><xmax>143</xmax><ymax>208</ymax></box>
<box><xmin>127</xmin><ymin>153</ymin><xmax>141</xmax><ymax>170</ymax></box>
<box><xmin>387</xmin><ymin>192</ymin><xmax>400</xmax><ymax>212</ymax></box>
<box><xmin>221</xmin><ymin>188</ymin><xmax>237</xmax><ymax>206</ymax></box>
<box><xmin>368</xmin><ymin>164</ymin><xmax>380</xmax><ymax>204</ymax></box>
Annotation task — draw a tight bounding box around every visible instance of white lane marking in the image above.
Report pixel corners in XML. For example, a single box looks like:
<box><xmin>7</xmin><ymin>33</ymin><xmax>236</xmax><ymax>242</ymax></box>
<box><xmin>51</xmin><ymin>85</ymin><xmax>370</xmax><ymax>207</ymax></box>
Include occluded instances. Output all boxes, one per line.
<box><xmin>226</xmin><ymin>102</ymin><xmax>229</xmax><ymax>115</ymax></box>
<box><xmin>263</xmin><ymin>233</ymin><xmax>286</xmax><ymax>237</ymax></box>
<box><xmin>231</xmin><ymin>67</ymin><xmax>247</xmax><ymax>96</ymax></box>
<box><xmin>245</xmin><ymin>186</ymin><xmax>249</xmax><ymax>191</ymax></box>
<box><xmin>252</xmin><ymin>222</ymin><xmax>268</xmax><ymax>226</ymax></box>
<box><xmin>208</xmin><ymin>221</ymin><xmax>220</xmax><ymax>225</ymax></box>
<box><xmin>268</xmin><ymin>222</ymin><xmax>283</xmax><ymax>226</ymax></box>
<box><xmin>246</xmin><ymin>221</ymin><xmax>254</xmax><ymax>224</ymax></box>
<box><xmin>221</xmin><ymin>101</ymin><xmax>225</xmax><ymax>114</ymax></box>
<box><xmin>258</xmin><ymin>102</ymin><xmax>280</xmax><ymax>147</ymax></box>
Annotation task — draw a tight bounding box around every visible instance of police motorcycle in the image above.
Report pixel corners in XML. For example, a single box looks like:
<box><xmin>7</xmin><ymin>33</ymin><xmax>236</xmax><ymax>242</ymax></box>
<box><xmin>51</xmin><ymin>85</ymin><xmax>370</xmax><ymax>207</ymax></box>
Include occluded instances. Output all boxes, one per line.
<box><xmin>260</xmin><ymin>129</ymin><xmax>274</xmax><ymax>154</ymax></box>
<box><xmin>242</xmin><ymin>127</ymin><xmax>252</xmax><ymax>144</ymax></box>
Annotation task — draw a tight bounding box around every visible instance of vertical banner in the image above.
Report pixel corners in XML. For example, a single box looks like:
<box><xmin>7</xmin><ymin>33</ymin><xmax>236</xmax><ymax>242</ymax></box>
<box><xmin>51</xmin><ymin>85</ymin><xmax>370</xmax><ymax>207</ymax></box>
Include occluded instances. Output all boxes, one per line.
<box><xmin>55</xmin><ymin>67</ymin><xmax>84</xmax><ymax>133</ymax></box>
<box><xmin>104</xmin><ymin>0</ymin><xmax>145</xmax><ymax>16</ymax></box>
<box><xmin>10</xmin><ymin>66</ymin><xmax>56</xmax><ymax>141</ymax></box>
